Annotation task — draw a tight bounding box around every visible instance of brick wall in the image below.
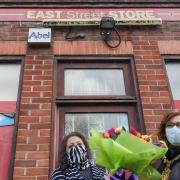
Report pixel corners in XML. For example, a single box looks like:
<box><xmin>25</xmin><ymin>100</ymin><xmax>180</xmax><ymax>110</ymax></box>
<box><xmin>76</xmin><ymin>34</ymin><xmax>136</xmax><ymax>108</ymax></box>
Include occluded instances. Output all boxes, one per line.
<box><xmin>14</xmin><ymin>49</ymin><xmax>53</xmax><ymax>180</ymax></box>
<box><xmin>133</xmin><ymin>39</ymin><xmax>172</xmax><ymax>135</ymax></box>
<box><xmin>0</xmin><ymin>21</ymin><xmax>180</xmax><ymax>179</ymax></box>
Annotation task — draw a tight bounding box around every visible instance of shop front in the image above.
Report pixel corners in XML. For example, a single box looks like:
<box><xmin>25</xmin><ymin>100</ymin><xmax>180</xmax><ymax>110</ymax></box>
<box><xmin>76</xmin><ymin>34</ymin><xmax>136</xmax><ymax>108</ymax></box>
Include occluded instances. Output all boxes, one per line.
<box><xmin>0</xmin><ymin>6</ymin><xmax>180</xmax><ymax>179</ymax></box>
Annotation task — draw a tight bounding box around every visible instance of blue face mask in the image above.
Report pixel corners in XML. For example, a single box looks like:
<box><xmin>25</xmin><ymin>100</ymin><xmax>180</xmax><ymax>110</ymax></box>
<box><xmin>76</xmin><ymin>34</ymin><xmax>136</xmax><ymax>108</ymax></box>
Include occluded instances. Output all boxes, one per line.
<box><xmin>166</xmin><ymin>126</ymin><xmax>180</xmax><ymax>146</ymax></box>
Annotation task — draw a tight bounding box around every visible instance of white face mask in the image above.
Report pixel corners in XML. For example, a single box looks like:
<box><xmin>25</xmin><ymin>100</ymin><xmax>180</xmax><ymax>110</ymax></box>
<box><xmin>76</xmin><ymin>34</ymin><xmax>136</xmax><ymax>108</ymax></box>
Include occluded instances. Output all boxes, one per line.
<box><xmin>166</xmin><ymin>126</ymin><xmax>180</xmax><ymax>146</ymax></box>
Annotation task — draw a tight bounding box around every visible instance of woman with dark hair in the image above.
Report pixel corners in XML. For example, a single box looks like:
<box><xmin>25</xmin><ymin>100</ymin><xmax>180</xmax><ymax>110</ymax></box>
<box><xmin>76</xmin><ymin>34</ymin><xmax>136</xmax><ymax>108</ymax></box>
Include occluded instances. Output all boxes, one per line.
<box><xmin>156</xmin><ymin>111</ymin><xmax>180</xmax><ymax>180</ymax></box>
<box><xmin>51</xmin><ymin>132</ymin><xmax>106</xmax><ymax>180</ymax></box>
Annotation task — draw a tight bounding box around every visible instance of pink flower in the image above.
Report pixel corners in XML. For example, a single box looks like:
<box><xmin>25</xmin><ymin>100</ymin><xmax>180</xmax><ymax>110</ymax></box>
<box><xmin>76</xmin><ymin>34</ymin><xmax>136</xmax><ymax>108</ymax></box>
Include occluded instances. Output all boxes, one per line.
<box><xmin>107</xmin><ymin>128</ymin><xmax>115</xmax><ymax>136</ymax></box>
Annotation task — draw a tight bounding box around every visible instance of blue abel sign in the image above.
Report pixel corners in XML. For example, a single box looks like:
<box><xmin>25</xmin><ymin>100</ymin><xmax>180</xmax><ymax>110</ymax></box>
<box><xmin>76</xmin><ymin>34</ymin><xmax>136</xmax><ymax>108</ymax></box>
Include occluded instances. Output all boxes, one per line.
<box><xmin>28</xmin><ymin>28</ymin><xmax>51</xmax><ymax>46</ymax></box>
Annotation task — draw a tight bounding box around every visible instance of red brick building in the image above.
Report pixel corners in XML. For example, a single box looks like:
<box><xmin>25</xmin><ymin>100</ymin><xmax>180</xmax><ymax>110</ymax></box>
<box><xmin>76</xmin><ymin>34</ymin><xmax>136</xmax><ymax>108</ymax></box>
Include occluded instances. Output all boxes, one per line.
<box><xmin>0</xmin><ymin>1</ymin><xmax>180</xmax><ymax>179</ymax></box>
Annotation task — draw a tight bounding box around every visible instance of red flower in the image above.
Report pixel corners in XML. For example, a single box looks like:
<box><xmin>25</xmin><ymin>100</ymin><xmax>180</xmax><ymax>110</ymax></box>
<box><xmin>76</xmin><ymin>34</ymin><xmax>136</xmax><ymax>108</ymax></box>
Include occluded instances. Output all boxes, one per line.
<box><xmin>130</xmin><ymin>128</ymin><xmax>138</xmax><ymax>136</ymax></box>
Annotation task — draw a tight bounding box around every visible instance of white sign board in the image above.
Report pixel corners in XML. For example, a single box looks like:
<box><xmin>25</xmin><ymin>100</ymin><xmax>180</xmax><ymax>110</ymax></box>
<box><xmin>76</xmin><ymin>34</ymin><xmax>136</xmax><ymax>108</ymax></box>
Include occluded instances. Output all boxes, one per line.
<box><xmin>28</xmin><ymin>28</ymin><xmax>51</xmax><ymax>46</ymax></box>
<box><xmin>43</xmin><ymin>18</ymin><xmax>162</xmax><ymax>27</ymax></box>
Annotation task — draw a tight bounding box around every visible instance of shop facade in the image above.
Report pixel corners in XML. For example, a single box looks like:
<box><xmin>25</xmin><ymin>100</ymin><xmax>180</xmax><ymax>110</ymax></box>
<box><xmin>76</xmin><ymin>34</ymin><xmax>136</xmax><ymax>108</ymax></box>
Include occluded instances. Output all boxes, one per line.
<box><xmin>0</xmin><ymin>1</ymin><xmax>180</xmax><ymax>179</ymax></box>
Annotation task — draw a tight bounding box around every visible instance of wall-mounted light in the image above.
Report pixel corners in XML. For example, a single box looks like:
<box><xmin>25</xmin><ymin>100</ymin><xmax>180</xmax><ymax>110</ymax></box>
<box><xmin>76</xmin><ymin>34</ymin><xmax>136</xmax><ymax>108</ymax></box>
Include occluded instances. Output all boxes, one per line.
<box><xmin>100</xmin><ymin>17</ymin><xmax>121</xmax><ymax>48</ymax></box>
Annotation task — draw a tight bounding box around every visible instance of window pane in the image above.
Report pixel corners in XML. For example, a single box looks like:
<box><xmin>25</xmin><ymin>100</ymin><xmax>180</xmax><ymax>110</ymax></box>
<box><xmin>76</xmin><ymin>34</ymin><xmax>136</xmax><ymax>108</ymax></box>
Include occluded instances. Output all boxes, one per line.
<box><xmin>165</xmin><ymin>62</ymin><xmax>180</xmax><ymax>100</ymax></box>
<box><xmin>0</xmin><ymin>64</ymin><xmax>21</xmax><ymax>101</ymax></box>
<box><xmin>64</xmin><ymin>69</ymin><xmax>125</xmax><ymax>96</ymax></box>
<box><xmin>65</xmin><ymin>113</ymin><xmax>129</xmax><ymax>138</ymax></box>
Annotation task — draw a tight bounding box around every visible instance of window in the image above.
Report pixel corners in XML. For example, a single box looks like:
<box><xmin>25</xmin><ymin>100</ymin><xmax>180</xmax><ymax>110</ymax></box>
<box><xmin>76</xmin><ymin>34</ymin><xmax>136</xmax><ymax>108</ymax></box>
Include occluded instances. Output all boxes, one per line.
<box><xmin>165</xmin><ymin>60</ymin><xmax>180</xmax><ymax>100</ymax></box>
<box><xmin>52</xmin><ymin>57</ymin><xmax>144</xmax><ymax>168</ymax></box>
<box><xmin>64</xmin><ymin>69</ymin><xmax>125</xmax><ymax>96</ymax></box>
<box><xmin>0</xmin><ymin>57</ymin><xmax>22</xmax><ymax>180</ymax></box>
<box><xmin>164</xmin><ymin>57</ymin><xmax>180</xmax><ymax>109</ymax></box>
<box><xmin>65</xmin><ymin>112</ymin><xmax>129</xmax><ymax>137</ymax></box>
<box><xmin>0</xmin><ymin>63</ymin><xmax>21</xmax><ymax>101</ymax></box>
<box><xmin>0</xmin><ymin>58</ymin><xmax>22</xmax><ymax>111</ymax></box>
<box><xmin>55</xmin><ymin>57</ymin><xmax>143</xmax><ymax>135</ymax></box>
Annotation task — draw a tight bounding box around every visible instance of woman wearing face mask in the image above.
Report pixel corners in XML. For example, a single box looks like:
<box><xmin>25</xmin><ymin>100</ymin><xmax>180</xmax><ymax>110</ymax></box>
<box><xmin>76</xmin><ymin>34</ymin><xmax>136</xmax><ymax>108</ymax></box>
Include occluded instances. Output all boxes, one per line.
<box><xmin>51</xmin><ymin>132</ymin><xmax>106</xmax><ymax>180</ymax></box>
<box><xmin>157</xmin><ymin>111</ymin><xmax>180</xmax><ymax>180</ymax></box>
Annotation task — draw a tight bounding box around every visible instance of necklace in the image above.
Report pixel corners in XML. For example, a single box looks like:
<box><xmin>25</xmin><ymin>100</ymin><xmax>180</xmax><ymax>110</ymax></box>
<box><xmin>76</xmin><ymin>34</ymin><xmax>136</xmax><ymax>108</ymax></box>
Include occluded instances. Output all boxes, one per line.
<box><xmin>161</xmin><ymin>153</ymin><xmax>180</xmax><ymax>180</ymax></box>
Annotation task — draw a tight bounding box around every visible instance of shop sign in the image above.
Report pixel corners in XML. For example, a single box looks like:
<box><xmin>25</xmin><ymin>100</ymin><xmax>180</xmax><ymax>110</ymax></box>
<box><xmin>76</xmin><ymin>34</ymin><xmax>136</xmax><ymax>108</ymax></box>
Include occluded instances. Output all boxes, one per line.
<box><xmin>0</xmin><ymin>8</ymin><xmax>180</xmax><ymax>22</ymax></box>
<box><xmin>28</xmin><ymin>28</ymin><xmax>51</xmax><ymax>47</ymax></box>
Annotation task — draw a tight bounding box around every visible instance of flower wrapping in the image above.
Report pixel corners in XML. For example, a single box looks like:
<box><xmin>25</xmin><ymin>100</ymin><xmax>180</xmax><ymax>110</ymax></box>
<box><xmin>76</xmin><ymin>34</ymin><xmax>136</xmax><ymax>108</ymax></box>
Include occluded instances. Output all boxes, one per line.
<box><xmin>89</xmin><ymin>129</ymin><xmax>167</xmax><ymax>180</ymax></box>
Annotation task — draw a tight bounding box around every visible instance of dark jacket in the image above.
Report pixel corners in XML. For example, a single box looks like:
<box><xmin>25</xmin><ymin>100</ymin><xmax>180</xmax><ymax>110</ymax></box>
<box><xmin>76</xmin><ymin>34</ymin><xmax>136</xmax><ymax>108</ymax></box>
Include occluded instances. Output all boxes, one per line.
<box><xmin>51</xmin><ymin>165</ymin><xmax>106</xmax><ymax>180</ymax></box>
<box><xmin>154</xmin><ymin>145</ymin><xmax>180</xmax><ymax>180</ymax></box>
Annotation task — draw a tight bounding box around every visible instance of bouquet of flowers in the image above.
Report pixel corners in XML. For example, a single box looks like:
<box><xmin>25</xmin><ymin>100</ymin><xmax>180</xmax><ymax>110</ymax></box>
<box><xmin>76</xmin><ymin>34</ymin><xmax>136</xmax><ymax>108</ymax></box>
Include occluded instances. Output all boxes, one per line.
<box><xmin>89</xmin><ymin>128</ymin><xmax>167</xmax><ymax>180</ymax></box>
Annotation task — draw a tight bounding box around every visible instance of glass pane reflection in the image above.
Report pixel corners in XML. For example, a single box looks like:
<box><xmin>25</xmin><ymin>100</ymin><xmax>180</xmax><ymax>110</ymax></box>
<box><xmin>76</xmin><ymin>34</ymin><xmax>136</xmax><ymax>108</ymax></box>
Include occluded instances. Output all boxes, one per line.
<box><xmin>0</xmin><ymin>64</ymin><xmax>21</xmax><ymax>101</ymax></box>
<box><xmin>64</xmin><ymin>69</ymin><xmax>125</xmax><ymax>96</ymax></box>
<box><xmin>166</xmin><ymin>62</ymin><xmax>180</xmax><ymax>100</ymax></box>
<box><xmin>65</xmin><ymin>113</ymin><xmax>129</xmax><ymax>138</ymax></box>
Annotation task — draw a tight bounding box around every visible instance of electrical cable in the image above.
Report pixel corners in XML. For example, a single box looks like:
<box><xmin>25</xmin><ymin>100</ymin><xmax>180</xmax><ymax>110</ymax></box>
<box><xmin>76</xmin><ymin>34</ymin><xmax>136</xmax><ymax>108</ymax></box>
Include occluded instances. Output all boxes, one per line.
<box><xmin>100</xmin><ymin>26</ymin><xmax>121</xmax><ymax>48</ymax></box>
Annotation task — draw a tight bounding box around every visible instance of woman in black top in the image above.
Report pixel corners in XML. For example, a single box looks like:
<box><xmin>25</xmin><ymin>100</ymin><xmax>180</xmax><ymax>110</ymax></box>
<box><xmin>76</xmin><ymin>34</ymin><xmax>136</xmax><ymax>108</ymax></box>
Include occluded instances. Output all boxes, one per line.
<box><xmin>51</xmin><ymin>132</ymin><xmax>106</xmax><ymax>180</ymax></box>
<box><xmin>156</xmin><ymin>111</ymin><xmax>180</xmax><ymax>180</ymax></box>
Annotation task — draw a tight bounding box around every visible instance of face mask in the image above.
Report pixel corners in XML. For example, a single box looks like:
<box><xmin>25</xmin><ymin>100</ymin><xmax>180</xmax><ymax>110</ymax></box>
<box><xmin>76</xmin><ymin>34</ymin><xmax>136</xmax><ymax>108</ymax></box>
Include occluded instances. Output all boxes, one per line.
<box><xmin>166</xmin><ymin>126</ymin><xmax>180</xmax><ymax>146</ymax></box>
<box><xmin>67</xmin><ymin>144</ymin><xmax>90</xmax><ymax>170</ymax></box>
